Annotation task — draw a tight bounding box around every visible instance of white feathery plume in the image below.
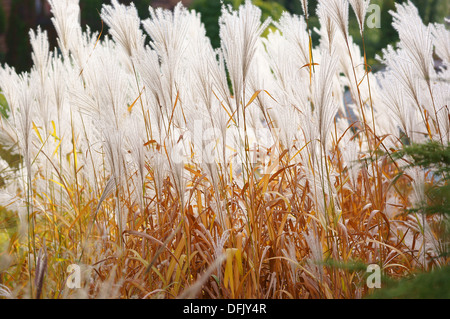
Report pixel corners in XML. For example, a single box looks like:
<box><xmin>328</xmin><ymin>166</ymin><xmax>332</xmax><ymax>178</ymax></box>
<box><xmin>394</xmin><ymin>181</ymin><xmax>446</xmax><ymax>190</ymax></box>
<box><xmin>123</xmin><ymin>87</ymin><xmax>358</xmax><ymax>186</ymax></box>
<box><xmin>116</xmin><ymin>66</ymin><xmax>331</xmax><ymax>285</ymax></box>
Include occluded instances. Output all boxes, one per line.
<box><xmin>263</xmin><ymin>31</ymin><xmax>309</xmax><ymax>116</ymax></box>
<box><xmin>48</xmin><ymin>0</ymin><xmax>81</xmax><ymax>56</ymax></box>
<box><xmin>391</xmin><ymin>1</ymin><xmax>435</xmax><ymax>84</ymax></box>
<box><xmin>188</xmin><ymin>39</ymin><xmax>217</xmax><ymax>114</ymax></box>
<box><xmin>101</xmin><ymin>0</ymin><xmax>146</xmax><ymax>58</ymax></box>
<box><xmin>150</xmin><ymin>151</ymin><xmax>167</xmax><ymax>202</ymax></box>
<box><xmin>433</xmin><ymin>82</ymin><xmax>450</xmax><ymax>143</ymax></box>
<box><xmin>405</xmin><ymin>165</ymin><xmax>426</xmax><ymax>206</ymax></box>
<box><xmin>263</xmin><ymin>30</ymin><xmax>291</xmax><ymax>91</ymax></box>
<box><xmin>378</xmin><ymin>46</ymin><xmax>428</xmax><ymax>127</ymax></box>
<box><xmin>102</xmin><ymin>127</ymin><xmax>127</xmax><ymax>241</ymax></box>
<box><xmin>0</xmin><ymin>66</ymin><xmax>21</xmax><ymax>122</ymax></box>
<box><xmin>126</xmin><ymin>115</ymin><xmax>147</xmax><ymax>210</ymax></box>
<box><xmin>0</xmin><ymin>0</ymin><xmax>449</xmax><ymax>297</ymax></box>
<box><xmin>300</xmin><ymin>0</ymin><xmax>309</xmax><ymax>19</ymax></box>
<box><xmin>274</xmin><ymin>12</ymin><xmax>310</xmax><ymax>68</ymax></box>
<box><xmin>376</xmin><ymin>71</ymin><xmax>420</xmax><ymax>142</ymax></box>
<box><xmin>281</xmin><ymin>238</ymin><xmax>298</xmax><ymax>284</ymax></box>
<box><xmin>78</xmin><ymin>51</ymin><xmax>130</xmax><ymax>130</ymax></box>
<box><xmin>403</xmin><ymin>165</ymin><xmax>443</xmax><ymax>267</ymax></box>
<box><xmin>321</xmin><ymin>0</ymin><xmax>349</xmax><ymax>40</ymax></box>
<box><xmin>49</xmin><ymin>56</ymin><xmax>70</xmax><ymax>125</ymax></box>
<box><xmin>316</xmin><ymin>1</ymin><xmax>336</xmax><ymax>53</ymax></box>
<box><xmin>313</xmin><ymin>50</ymin><xmax>339</xmax><ymax>149</ymax></box>
<box><xmin>304</xmin><ymin>224</ymin><xmax>324</xmax><ymax>281</ymax></box>
<box><xmin>348</xmin><ymin>0</ymin><xmax>371</xmax><ymax>34</ymax></box>
<box><xmin>209</xmin><ymin>48</ymin><xmax>234</xmax><ymax>113</ymax></box>
<box><xmin>300</xmin><ymin>0</ymin><xmax>308</xmax><ymax>19</ymax></box>
<box><xmin>67</xmin><ymin>25</ymin><xmax>99</xmax><ymax>74</ymax></box>
<box><xmin>0</xmin><ymin>107</ymin><xmax>18</xmax><ymax>165</ymax></box>
<box><xmin>333</xmin><ymin>29</ymin><xmax>368</xmax><ymax>113</ymax></box>
<box><xmin>142</xmin><ymin>3</ymin><xmax>192</xmax><ymax>108</ymax></box>
<box><xmin>103</xmin><ymin>128</ymin><xmax>125</xmax><ymax>191</ymax></box>
<box><xmin>431</xmin><ymin>22</ymin><xmax>450</xmax><ymax>66</ymax></box>
<box><xmin>144</xmin><ymin>3</ymin><xmax>191</xmax><ymax>61</ymax></box>
<box><xmin>0</xmin><ymin>284</ymin><xmax>13</xmax><ymax>299</ymax></box>
<box><xmin>167</xmin><ymin>140</ymin><xmax>187</xmax><ymax>209</ymax></box>
<box><xmin>133</xmin><ymin>47</ymin><xmax>169</xmax><ymax>138</ymax></box>
<box><xmin>213</xmin><ymin>229</ymin><xmax>231</xmax><ymax>283</ymax></box>
<box><xmin>340</xmin><ymin>132</ymin><xmax>360</xmax><ymax>190</ymax></box>
<box><xmin>13</xmin><ymin>75</ymin><xmax>34</xmax><ymax>176</ymax></box>
<box><xmin>274</xmin><ymin>105</ymin><xmax>300</xmax><ymax>151</ymax></box>
<box><xmin>29</xmin><ymin>27</ymin><xmax>50</xmax><ymax>81</ymax></box>
<box><xmin>219</xmin><ymin>0</ymin><xmax>271</xmax><ymax>118</ymax></box>
<box><xmin>29</xmin><ymin>67</ymin><xmax>50</xmax><ymax>137</ymax></box>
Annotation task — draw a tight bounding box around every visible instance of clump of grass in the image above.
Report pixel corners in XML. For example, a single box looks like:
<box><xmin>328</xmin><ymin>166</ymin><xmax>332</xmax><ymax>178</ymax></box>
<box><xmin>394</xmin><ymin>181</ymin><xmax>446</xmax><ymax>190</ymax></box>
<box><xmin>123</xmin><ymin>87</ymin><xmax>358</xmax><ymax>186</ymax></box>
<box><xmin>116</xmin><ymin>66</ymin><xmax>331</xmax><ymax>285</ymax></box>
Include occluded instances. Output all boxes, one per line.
<box><xmin>0</xmin><ymin>0</ymin><xmax>448</xmax><ymax>299</ymax></box>
<box><xmin>367</xmin><ymin>141</ymin><xmax>450</xmax><ymax>299</ymax></box>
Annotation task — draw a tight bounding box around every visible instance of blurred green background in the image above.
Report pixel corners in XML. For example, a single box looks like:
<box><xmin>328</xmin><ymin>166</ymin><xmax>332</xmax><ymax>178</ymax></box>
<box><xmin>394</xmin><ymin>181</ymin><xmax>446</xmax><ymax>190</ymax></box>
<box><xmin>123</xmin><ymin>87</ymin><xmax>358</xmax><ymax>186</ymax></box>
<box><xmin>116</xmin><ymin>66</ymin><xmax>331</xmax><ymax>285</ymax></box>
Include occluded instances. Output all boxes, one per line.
<box><xmin>0</xmin><ymin>0</ymin><xmax>448</xmax><ymax>73</ymax></box>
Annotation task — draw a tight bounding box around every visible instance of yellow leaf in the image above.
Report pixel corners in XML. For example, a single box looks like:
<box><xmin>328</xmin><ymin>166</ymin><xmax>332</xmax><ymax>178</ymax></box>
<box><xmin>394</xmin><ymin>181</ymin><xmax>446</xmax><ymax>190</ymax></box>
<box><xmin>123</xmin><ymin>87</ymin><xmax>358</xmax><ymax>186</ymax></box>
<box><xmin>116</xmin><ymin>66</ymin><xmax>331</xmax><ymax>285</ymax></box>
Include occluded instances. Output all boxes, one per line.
<box><xmin>52</xmin><ymin>136</ymin><xmax>63</xmax><ymax>157</ymax></box>
<box><xmin>224</xmin><ymin>248</ymin><xmax>238</xmax><ymax>296</ymax></box>
<box><xmin>223</xmin><ymin>248</ymin><xmax>233</xmax><ymax>290</ymax></box>
<box><xmin>129</xmin><ymin>249</ymin><xmax>149</xmax><ymax>268</ymax></box>
<box><xmin>32</xmin><ymin>121</ymin><xmax>43</xmax><ymax>143</ymax></box>
<box><xmin>244</xmin><ymin>90</ymin><xmax>262</xmax><ymax>110</ymax></box>
<box><xmin>174</xmin><ymin>254</ymin><xmax>187</xmax><ymax>295</ymax></box>
<box><xmin>49</xmin><ymin>178</ymin><xmax>67</xmax><ymax>190</ymax></box>
<box><xmin>235</xmin><ymin>248</ymin><xmax>243</xmax><ymax>276</ymax></box>
<box><xmin>128</xmin><ymin>87</ymin><xmax>145</xmax><ymax>113</ymax></box>
<box><xmin>51</xmin><ymin>120</ymin><xmax>59</xmax><ymax>140</ymax></box>
<box><xmin>258</xmin><ymin>174</ymin><xmax>270</xmax><ymax>194</ymax></box>
<box><xmin>165</xmin><ymin>237</ymin><xmax>185</xmax><ymax>283</ymax></box>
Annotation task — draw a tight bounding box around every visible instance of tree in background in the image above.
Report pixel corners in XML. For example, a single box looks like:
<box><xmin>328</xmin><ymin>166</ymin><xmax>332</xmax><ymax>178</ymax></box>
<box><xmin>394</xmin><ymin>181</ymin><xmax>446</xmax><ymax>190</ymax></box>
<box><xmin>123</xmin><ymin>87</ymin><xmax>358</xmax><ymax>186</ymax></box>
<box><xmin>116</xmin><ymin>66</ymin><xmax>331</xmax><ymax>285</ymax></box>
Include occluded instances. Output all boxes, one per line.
<box><xmin>0</xmin><ymin>0</ymin><xmax>153</xmax><ymax>73</ymax></box>
<box><xmin>4</xmin><ymin>0</ymin><xmax>36</xmax><ymax>73</ymax></box>
<box><xmin>0</xmin><ymin>4</ymin><xmax>5</xmax><ymax>34</ymax></box>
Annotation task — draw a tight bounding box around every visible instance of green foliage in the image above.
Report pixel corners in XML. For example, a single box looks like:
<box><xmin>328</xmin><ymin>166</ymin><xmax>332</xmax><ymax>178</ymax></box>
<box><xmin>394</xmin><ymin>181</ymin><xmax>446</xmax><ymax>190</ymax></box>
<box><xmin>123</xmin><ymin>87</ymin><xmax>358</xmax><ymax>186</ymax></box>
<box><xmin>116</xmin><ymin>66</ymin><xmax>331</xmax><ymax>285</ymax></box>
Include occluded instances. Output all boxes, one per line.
<box><xmin>322</xmin><ymin>259</ymin><xmax>368</xmax><ymax>272</ymax></box>
<box><xmin>413</xmin><ymin>0</ymin><xmax>449</xmax><ymax>24</ymax></box>
<box><xmin>0</xmin><ymin>93</ymin><xmax>8</xmax><ymax>118</ymax></box>
<box><xmin>190</xmin><ymin>0</ymin><xmax>223</xmax><ymax>48</ymax></box>
<box><xmin>396</xmin><ymin>141</ymin><xmax>450</xmax><ymax>179</ymax></box>
<box><xmin>367</xmin><ymin>266</ymin><xmax>450</xmax><ymax>299</ymax></box>
<box><xmin>5</xmin><ymin>0</ymin><xmax>35</xmax><ymax>73</ymax></box>
<box><xmin>395</xmin><ymin>141</ymin><xmax>450</xmax><ymax>218</ymax></box>
<box><xmin>79</xmin><ymin>0</ymin><xmax>104</xmax><ymax>33</ymax></box>
<box><xmin>0</xmin><ymin>144</ymin><xmax>21</xmax><ymax>171</ymax></box>
<box><xmin>79</xmin><ymin>0</ymin><xmax>152</xmax><ymax>33</ymax></box>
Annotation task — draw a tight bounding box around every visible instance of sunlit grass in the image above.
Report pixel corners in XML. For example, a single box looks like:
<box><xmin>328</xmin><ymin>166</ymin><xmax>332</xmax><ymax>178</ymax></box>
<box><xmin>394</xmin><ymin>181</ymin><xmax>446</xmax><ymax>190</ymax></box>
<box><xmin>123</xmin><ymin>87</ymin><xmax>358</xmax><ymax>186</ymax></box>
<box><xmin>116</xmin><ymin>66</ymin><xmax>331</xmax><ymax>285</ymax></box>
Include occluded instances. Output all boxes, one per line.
<box><xmin>0</xmin><ymin>0</ymin><xmax>448</xmax><ymax>299</ymax></box>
